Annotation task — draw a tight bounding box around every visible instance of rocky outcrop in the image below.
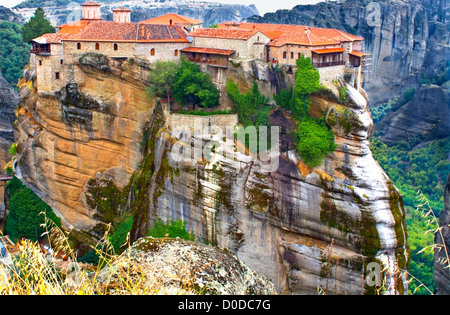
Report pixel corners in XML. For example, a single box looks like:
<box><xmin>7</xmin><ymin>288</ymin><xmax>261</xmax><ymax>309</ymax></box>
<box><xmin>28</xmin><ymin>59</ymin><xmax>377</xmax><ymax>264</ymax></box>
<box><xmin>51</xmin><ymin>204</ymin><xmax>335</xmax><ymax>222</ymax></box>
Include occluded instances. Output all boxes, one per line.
<box><xmin>14</xmin><ymin>57</ymin><xmax>156</xmax><ymax>230</ymax></box>
<box><xmin>98</xmin><ymin>237</ymin><xmax>276</xmax><ymax>295</ymax></box>
<box><xmin>0</xmin><ymin>74</ymin><xmax>18</xmax><ymax>223</ymax></box>
<box><xmin>434</xmin><ymin>175</ymin><xmax>450</xmax><ymax>295</ymax></box>
<box><xmin>376</xmin><ymin>84</ymin><xmax>450</xmax><ymax>144</ymax></box>
<box><xmin>14</xmin><ymin>56</ymin><xmax>409</xmax><ymax>294</ymax></box>
<box><xmin>246</xmin><ymin>0</ymin><xmax>449</xmax><ymax>106</ymax></box>
<box><xmin>0</xmin><ymin>6</ymin><xmax>23</xmax><ymax>24</ymax></box>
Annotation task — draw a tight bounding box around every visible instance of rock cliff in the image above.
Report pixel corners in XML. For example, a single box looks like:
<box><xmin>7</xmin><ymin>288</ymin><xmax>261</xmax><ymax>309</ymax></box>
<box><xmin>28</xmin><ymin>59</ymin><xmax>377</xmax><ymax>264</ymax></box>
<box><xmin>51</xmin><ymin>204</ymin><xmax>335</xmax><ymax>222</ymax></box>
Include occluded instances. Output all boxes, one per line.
<box><xmin>13</xmin><ymin>55</ymin><xmax>409</xmax><ymax>294</ymax></box>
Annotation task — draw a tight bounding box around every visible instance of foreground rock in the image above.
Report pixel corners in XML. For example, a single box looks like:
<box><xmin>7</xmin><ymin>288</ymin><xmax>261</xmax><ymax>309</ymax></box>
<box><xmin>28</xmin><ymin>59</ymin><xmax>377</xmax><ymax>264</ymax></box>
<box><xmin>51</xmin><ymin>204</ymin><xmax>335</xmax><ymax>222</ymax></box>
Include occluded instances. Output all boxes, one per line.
<box><xmin>98</xmin><ymin>237</ymin><xmax>276</xmax><ymax>295</ymax></box>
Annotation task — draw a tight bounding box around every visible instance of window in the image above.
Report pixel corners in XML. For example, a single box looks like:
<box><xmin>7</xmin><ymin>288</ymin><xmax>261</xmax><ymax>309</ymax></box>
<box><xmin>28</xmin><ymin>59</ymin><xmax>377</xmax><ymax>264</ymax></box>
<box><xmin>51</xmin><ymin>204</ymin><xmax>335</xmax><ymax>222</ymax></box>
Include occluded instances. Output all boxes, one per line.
<box><xmin>174</xmin><ymin>49</ymin><xmax>179</xmax><ymax>57</ymax></box>
<box><xmin>95</xmin><ymin>43</ymin><xmax>100</xmax><ymax>50</ymax></box>
<box><xmin>39</xmin><ymin>60</ymin><xmax>42</xmax><ymax>66</ymax></box>
<box><xmin>60</xmin><ymin>59</ymin><xmax>64</xmax><ymax>65</ymax></box>
<box><xmin>150</xmin><ymin>48</ymin><xmax>155</xmax><ymax>56</ymax></box>
<box><xmin>114</xmin><ymin>43</ymin><xmax>118</xmax><ymax>51</ymax></box>
<box><xmin>291</xmin><ymin>52</ymin><xmax>294</xmax><ymax>59</ymax></box>
<box><xmin>55</xmin><ymin>72</ymin><xmax>60</xmax><ymax>80</ymax></box>
<box><xmin>283</xmin><ymin>51</ymin><xmax>287</xmax><ymax>59</ymax></box>
<box><xmin>298</xmin><ymin>53</ymin><xmax>301</xmax><ymax>60</ymax></box>
<box><xmin>77</xmin><ymin>43</ymin><xmax>81</xmax><ymax>50</ymax></box>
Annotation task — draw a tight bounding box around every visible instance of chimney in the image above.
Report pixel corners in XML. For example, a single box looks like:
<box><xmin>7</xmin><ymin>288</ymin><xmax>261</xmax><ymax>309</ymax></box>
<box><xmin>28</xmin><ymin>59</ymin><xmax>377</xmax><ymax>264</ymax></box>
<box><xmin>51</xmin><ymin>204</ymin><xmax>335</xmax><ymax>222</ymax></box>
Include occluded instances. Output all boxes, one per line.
<box><xmin>169</xmin><ymin>19</ymin><xmax>173</xmax><ymax>28</ymax></box>
<box><xmin>112</xmin><ymin>7</ymin><xmax>132</xmax><ymax>23</ymax></box>
<box><xmin>81</xmin><ymin>2</ymin><xmax>102</xmax><ymax>20</ymax></box>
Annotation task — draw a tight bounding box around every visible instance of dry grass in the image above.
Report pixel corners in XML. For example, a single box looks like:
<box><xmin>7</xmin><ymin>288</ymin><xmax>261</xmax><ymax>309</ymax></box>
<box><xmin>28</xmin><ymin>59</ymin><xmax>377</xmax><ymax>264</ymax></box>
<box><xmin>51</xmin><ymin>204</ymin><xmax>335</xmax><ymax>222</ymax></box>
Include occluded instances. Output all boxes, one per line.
<box><xmin>0</xmin><ymin>217</ymin><xmax>199</xmax><ymax>295</ymax></box>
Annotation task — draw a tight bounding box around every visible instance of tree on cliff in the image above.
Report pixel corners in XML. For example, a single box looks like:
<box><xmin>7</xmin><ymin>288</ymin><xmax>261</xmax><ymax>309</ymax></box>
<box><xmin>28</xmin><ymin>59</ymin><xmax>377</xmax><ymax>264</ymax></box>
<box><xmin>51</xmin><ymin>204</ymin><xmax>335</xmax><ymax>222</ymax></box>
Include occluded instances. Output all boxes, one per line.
<box><xmin>22</xmin><ymin>7</ymin><xmax>55</xmax><ymax>43</ymax></box>
<box><xmin>0</xmin><ymin>21</ymin><xmax>30</xmax><ymax>85</ymax></box>
<box><xmin>147</xmin><ymin>60</ymin><xmax>179</xmax><ymax>110</ymax></box>
<box><xmin>173</xmin><ymin>58</ymin><xmax>219</xmax><ymax>109</ymax></box>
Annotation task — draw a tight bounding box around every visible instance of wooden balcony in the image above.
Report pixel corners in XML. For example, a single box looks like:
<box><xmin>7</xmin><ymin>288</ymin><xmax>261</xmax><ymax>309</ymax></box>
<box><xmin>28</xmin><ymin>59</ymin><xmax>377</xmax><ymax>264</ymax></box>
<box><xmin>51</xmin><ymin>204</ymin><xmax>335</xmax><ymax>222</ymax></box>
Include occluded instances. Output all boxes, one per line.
<box><xmin>313</xmin><ymin>60</ymin><xmax>345</xmax><ymax>68</ymax></box>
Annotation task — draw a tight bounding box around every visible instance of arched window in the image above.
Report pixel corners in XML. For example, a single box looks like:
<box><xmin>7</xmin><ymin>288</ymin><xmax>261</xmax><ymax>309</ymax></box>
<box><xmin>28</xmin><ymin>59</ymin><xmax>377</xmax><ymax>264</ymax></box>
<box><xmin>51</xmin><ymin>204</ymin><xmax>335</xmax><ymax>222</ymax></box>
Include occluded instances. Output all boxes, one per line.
<box><xmin>174</xmin><ymin>49</ymin><xmax>179</xmax><ymax>57</ymax></box>
<box><xmin>291</xmin><ymin>52</ymin><xmax>294</xmax><ymax>59</ymax></box>
<box><xmin>298</xmin><ymin>53</ymin><xmax>301</xmax><ymax>60</ymax></box>
<box><xmin>95</xmin><ymin>43</ymin><xmax>100</xmax><ymax>50</ymax></box>
<box><xmin>114</xmin><ymin>43</ymin><xmax>118</xmax><ymax>51</ymax></box>
<box><xmin>283</xmin><ymin>51</ymin><xmax>287</xmax><ymax>59</ymax></box>
<box><xmin>150</xmin><ymin>48</ymin><xmax>155</xmax><ymax>56</ymax></box>
<box><xmin>77</xmin><ymin>43</ymin><xmax>81</xmax><ymax>50</ymax></box>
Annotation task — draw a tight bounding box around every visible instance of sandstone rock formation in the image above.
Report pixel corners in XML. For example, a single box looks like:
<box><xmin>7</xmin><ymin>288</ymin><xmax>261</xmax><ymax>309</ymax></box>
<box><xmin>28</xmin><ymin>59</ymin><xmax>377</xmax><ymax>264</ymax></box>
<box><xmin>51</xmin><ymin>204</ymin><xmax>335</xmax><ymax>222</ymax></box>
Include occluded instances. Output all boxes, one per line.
<box><xmin>434</xmin><ymin>175</ymin><xmax>450</xmax><ymax>295</ymax></box>
<box><xmin>14</xmin><ymin>55</ymin><xmax>409</xmax><ymax>294</ymax></box>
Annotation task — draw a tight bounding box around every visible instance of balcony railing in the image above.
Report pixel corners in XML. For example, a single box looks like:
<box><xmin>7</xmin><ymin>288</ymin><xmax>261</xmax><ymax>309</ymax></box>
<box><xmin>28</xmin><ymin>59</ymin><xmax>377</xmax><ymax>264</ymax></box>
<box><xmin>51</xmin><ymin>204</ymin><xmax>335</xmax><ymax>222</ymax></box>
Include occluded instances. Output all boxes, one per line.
<box><xmin>186</xmin><ymin>56</ymin><xmax>228</xmax><ymax>67</ymax></box>
<box><xmin>313</xmin><ymin>60</ymin><xmax>345</xmax><ymax>68</ymax></box>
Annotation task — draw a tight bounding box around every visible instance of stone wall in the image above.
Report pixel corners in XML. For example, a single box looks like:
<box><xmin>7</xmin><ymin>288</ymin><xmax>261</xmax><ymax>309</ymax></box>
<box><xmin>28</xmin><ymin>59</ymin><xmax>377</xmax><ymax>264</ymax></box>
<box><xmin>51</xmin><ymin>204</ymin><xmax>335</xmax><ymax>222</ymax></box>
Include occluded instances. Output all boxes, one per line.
<box><xmin>318</xmin><ymin>65</ymin><xmax>346</xmax><ymax>84</ymax></box>
<box><xmin>35</xmin><ymin>43</ymin><xmax>65</xmax><ymax>93</ymax></box>
<box><xmin>170</xmin><ymin>113</ymin><xmax>239</xmax><ymax>135</ymax></box>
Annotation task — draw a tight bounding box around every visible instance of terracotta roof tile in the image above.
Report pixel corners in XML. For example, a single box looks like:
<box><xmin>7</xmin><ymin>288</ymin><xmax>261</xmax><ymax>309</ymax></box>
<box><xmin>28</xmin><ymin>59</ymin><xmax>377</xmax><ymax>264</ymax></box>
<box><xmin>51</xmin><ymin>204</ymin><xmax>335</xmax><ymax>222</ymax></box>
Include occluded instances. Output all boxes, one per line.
<box><xmin>32</xmin><ymin>32</ymin><xmax>71</xmax><ymax>44</ymax></box>
<box><xmin>191</xmin><ymin>28</ymin><xmax>260</xmax><ymax>40</ymax></box>
<box><xmin>112</xmin><ymin>7</ymin><xmax>132</xmax><ymax>12</ymax></box>
<box><xmin>311</xmin><ymin>47</ymin><xmax>346</xmax><ymax>54</ymax></box>
<box><xmin>64</xmin><ymin>21</ymin><xmax>190</xmax><ymax>43</ymax></box>
<box><xmin>218</xmin><ymin>22</ymin><xmax>364</xmax><ymax>46</ymax></box>
<box><xmin>349</xmin><ymin>51</ymin><xmax>365</xmax><ymax>57</ymax></box>
<box><xmin>82</xmin><ymin>2</ymin><xmax>101</xmax><ymax>6</ymax></box>
<box><xmin>181</xmin><ymin>47</ymin><xmax>235</xmax><ymax>55</ymax></box>
<box><xmin>140</xmin><ymin>13</ymin><xmax>203</xmax><ymax>25</ymax></box>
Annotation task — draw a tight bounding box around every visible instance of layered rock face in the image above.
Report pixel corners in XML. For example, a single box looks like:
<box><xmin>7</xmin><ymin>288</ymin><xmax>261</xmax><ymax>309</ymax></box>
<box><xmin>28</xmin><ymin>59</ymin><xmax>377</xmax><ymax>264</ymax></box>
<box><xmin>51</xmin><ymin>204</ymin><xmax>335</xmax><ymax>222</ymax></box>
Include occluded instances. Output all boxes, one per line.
<box><xmin>14</xmin><ymin>58</ymin><xmax>156</xmax><ymax>230</ymax></box>
<box><xmin>15</xmin><ymin>56</ymin><xmax>409</xmax><ymax>294</ymax></box>
<box><xmin>434</xmin><ymin>175</ymin><xmax>450</xmax><ymax>295</ymax></box>
<box><xmin>0</xmin><ymin>73</ymin><xmax>19</xmax><ymax>223</ymax></box>
<box><xmin>247</xmin><ymin>0</ymin><xmax>449</xmax><ymax>106</ymax></box>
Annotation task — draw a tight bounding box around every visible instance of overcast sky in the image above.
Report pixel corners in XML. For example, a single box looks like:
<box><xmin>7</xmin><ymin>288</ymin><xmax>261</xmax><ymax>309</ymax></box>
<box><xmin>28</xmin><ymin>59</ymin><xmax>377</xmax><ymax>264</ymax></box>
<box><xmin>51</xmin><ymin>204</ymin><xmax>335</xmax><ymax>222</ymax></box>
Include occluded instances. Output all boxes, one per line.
<box><xmin>1</xmin><ymin>0</ymin><xmax>322</xmax><ymax>15</ymax></box>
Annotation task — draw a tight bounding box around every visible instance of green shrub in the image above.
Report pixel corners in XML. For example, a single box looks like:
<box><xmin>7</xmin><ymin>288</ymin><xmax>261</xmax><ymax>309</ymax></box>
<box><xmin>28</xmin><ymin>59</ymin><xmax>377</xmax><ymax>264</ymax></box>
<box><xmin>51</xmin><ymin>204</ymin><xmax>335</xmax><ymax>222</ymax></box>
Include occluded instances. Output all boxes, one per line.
<box><xmin>5</xmin><ymin>177</ymin><xmax>61</xmax><ymax>242</ymax></box>
<box><xmin>147</xmin><ymin>218</ymin><xmax>194</xmax><ymax>241</ymax></box>
<box><xmin>402</xmin><ymin>88</ymin><xmax>416</xmax><ymax>104</ymax></box>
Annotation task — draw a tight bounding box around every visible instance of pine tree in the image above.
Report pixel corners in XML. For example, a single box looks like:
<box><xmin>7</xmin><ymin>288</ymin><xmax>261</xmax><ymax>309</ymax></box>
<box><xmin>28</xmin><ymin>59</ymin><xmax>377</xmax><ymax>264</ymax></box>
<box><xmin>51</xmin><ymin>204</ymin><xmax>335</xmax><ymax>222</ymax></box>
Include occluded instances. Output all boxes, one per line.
<box><xmin>22</xmin><ymin>7</ymin><xmax>55</xmax><ymax>43</ymax></box>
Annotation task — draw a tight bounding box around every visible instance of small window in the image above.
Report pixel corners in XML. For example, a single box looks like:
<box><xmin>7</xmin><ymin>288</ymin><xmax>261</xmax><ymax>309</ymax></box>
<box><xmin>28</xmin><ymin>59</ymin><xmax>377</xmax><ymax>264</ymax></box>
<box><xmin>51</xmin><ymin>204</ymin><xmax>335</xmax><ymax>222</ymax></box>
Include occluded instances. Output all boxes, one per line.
<box><xmin>298</xmin><ymin>53</ymin><xmax>301</xmax><ymax>60</ymax></box>
<box><xmin>77</xmin><ymin>43</ymin><xmax>81</xmax><ymax>50</ymax></box>
<box><xmin>55</xmin><ymin>72</ymin><xmax>60</xmax><ymax>80</ymax></box>
<box><xmin>283</xmin><ymin>52</ymin><xmax>287</xmax><ymax>59</ymax></box>
<box><xmin>291</xmin><ymin>52</ymin><xmax>294</xmax><ymax>59</ymax></box>
<box><xmin>60</xmin><ymin>59</ymin><xmax>64</xmax><ymax>65</ymax></box>
<box><xmin>95</xmin><ymin>43</ymin><xmax>100</xmax><ymax>50</ymax></box>
<box><xmin>39</xmin><ymin>60</ymin><xmax>43</xmax><ymax>66</ymax></box>
<box><xmin>114</xmin><ymin>43</ymin><xmax>118</xmax><ymax>51</ymax></box>
<box><xmin>150</xmin><ymin>48</ymin><xmax>155</xmax><ymax>56</ymax></box>
<box><xmin>174</xmin><ymin>49</ymin><xmax>179</xmax><ymax>57</ymax></box>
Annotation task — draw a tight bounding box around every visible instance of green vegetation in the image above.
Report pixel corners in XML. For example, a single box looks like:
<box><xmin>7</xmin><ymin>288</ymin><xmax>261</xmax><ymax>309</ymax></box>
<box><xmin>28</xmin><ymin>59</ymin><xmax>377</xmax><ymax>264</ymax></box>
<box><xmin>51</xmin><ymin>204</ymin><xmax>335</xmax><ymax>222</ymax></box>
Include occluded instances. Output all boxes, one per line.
<box><xmin>21</xmin><ymin>7</ymin><xmax>55</xmax><ymax>43</ymax></box>
<box><xmin>147</xmin><ymin>218</ymin><xmax>195</xmax><ymax>241</ymax></box>
<box><xmin>4</xmin><ymin>177</ymin><xmax>61</xmax><ymax>242</ymax></box>
<box><xmin>177</xmin><ymin>109</ymin><xmax>233</xmax><ymax>116</ymax></box>
<box><xmin>370</xmin><ymin>97</ymin><xmax>398</xmax><ymax>124</ymax></box>
<box><xmin>173</xmin><ymin>57</ymin><xmax>219</xmax><ymax>109</ymax></box>
<box><xmin>371</xmin><ymin>137</ymin><xmax>449</xmax><ymax>212</ymax></box>
<box><xmin>226</xmin><ymin>80</ymin><xmax>272</xmax><ymax>152</ymax></box>
<box><xmin>147</xmin><ymin>60</ymin><xmax>179</xmax><ymax>109</ymax></box>
<box><xmin>401</xmin><ymin>88</ymin><xmax>416</xmax><ymax>105</ymax></box>
<box><xmin>274</xmin><ymin>55</ymin><xmax>337</xmax><ymax>167</ymax></box>
<box><xmin>0</xmin><ymin>21</ymin><xmax>30</xmax><ymax>86</ymax></box>
<box><xmin>371</xmin><ymin>136</ymin><xmax>450</xmax><ymax>294</ymax></box>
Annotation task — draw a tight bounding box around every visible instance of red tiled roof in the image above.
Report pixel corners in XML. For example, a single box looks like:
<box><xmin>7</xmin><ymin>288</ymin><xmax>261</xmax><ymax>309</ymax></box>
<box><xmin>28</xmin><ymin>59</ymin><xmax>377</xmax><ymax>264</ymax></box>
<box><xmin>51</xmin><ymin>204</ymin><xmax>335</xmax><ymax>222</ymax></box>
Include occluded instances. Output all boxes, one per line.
<box><xmin>349</xmin><ymin>51</ymin><xmax>365</xmax><ymax>57</ymax></box>
<box><xmin>190</xmin><ymin>28</ymin><xmax>261</xmax><ymax>40</ymax></box>
<box><xmin>311</xmin><ymin>47</ymin><xmax>346</xmax><ymax>54</ymax></box>
<box><xmin>140</xmin><ymin>13</ymin><xmax>203</xmax><ymax>25</ymax></box>
<box><xmin>218</xmin><ymin>22</ymin><xmax>364</xmax><ymax>45</ymax></box>
<box><xmin>181</xmin><ymin>47</ymin><xmax>235</xmax><ymax>55</ymax></box>
<box><xmin>64</xmin><ymin>21</ymin><xmax>190</xmax><ymax>43</ymax></box>
<box><xmin>32</xmin><ymin>32</ymin><xmax>71</xmax><ymax>44</ymax></box>
<box><xmin>56</xmin><ymin>20</ymin><xmax>93</xmax><ymax>34</ymax></box>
